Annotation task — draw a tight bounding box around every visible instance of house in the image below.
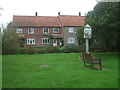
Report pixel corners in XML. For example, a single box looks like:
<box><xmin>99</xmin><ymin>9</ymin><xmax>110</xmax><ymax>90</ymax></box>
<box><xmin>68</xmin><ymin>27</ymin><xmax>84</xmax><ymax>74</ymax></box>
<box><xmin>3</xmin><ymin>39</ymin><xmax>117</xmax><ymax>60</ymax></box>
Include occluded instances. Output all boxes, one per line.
<box><xmin>13</xmin><ymin>12</ymin><xmax>85</xmax><ymax>47</ymax></box>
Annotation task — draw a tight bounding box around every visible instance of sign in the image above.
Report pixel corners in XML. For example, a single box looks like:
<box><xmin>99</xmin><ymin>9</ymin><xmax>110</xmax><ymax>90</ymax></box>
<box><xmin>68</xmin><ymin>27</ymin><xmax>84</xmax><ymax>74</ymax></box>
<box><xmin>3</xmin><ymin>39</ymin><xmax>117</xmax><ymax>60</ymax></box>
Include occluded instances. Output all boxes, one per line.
<box><xmin>84</xmin><ymin>24</ymin><xmax>92</xmax><ymax>38</ymax></box>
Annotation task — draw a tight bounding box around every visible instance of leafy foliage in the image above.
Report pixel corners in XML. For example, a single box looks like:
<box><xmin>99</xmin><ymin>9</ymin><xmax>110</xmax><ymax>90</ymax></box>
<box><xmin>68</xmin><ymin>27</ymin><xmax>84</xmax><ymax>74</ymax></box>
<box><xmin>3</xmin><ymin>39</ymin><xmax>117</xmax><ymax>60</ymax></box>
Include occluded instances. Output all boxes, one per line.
<box><xmin>26</xmin><ymin>47</ymin><xmax>37</xmax><ymax>54</ymax></box>
<box><xmin>85</xmin><ymin>2</ymin><xmax>119</xmax><ymax>51</ymax></box>
<box><xmin>44</xmin><ymin>46</ymin><xmax>60</xmax><ymax>53</ymax></box>
<box><xmin>76</xmin><ymin>27</ymin><xmax>85</xmax><ymax>45</ymax></box>
<box><xmin>2</xmin><ymin>22</ymin><xmax>19</xmax><ymax>54</ymax></box>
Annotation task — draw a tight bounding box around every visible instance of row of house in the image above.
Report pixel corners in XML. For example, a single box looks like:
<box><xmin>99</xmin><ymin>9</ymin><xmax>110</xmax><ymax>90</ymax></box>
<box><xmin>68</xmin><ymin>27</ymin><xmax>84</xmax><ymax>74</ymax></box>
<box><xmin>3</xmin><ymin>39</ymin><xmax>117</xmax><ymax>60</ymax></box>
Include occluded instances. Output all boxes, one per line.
<box><xmin>13</xmin><ymin>12</ymin><xmax>85</xmax><ymax>47</ymax></box>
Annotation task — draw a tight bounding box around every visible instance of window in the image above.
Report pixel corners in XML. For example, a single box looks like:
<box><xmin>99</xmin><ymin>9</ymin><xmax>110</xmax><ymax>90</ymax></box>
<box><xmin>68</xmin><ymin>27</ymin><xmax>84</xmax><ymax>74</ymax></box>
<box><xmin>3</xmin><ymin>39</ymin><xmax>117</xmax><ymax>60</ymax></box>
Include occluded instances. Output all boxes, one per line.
<box><xmin>68</xmin><ymin>37</ymin><xmax>75</xmax><ymax>43</ymax></box>
<box><xmin>27</xmin><ymin>39</ymin><xmax>35</xmax><ymax>44</ymax></box>
<box><xmin>53</xmin><ymin>28</ymin><xmax>59</xmax><ymax>33</ymax></box>
<box><xmin>43</xmin><ymin>28</ymin><xmax>49</xmax><ymax>33</ymax></box>
<box><xmin>68</xmin><ymin>28</ymin><xmax>74</xmax><ymax>33</ymax></box>
<box><xmin>42</xmin><ymin>38</ymin><xmax>49</xmax><ymax>44</ymax></box>
<box><xmin>16</xmin><ymin>28</ymin><xmax>23</xmax><ymax>33</ymax></box>
<box><xmin>28</xmin><ymin>28</ymin><xmax>34</xmax><ymax>34</ymax></box>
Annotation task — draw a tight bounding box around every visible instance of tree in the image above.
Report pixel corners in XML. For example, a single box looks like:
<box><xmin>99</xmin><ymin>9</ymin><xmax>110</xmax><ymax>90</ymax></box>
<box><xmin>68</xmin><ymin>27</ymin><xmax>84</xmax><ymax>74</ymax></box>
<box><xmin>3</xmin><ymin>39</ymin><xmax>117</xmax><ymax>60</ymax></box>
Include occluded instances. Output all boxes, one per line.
<box><xmin>2</xmin><ymin>22</ymin><xmax>19</xmax><ymax>54</ymax></box>
<box><xmin>77</xmin><ymin>27</ymin><xmax>85</xmax><ymax>45</ymax></box>
<box><xmin>85</xmin><ymin>2</ymin><xmax>119</xmax><ymax>51</ymax></box>
<box><xmin>48</xmin><ymin>35</ymin><xmax>53</xmax><ymax>46</ymax></box>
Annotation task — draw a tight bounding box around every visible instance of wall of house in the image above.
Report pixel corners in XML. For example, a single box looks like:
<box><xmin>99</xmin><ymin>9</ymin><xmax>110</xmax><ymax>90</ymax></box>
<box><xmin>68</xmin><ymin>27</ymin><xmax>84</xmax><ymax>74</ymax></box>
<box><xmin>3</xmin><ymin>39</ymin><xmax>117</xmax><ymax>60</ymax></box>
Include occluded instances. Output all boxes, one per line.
<box><xmin>63</xmin><ymin>27</ymin><xmax>79</xmax><ymax>46</ymax></box>
<box><xmin>17</xmin><ymin>27</ymin><xmax>62</xmax><ymax>47</ymax></box>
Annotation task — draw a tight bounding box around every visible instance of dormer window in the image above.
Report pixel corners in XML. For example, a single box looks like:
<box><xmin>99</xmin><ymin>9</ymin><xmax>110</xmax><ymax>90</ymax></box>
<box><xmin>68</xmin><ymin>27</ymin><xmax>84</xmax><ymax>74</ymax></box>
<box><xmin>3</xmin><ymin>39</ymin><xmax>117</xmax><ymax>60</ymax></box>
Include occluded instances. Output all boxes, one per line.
<box><xmin>16</xmin><ymin>28</ymin><xmax>23</xmax><ymax>33</ymax></box>
<box><xmin>28</xmin><ymin>28</ymin><xmax>34</xmax><ymax>34</ymax></box>
<box><xmin>43</xmin><ymin>28</ymin><xmax>49</xmax><ymax>33</ymax></box>
<box><xmin>53</xmin><ymin>28</ymin><xmax>59</xmax><ymax>33</ymax></box>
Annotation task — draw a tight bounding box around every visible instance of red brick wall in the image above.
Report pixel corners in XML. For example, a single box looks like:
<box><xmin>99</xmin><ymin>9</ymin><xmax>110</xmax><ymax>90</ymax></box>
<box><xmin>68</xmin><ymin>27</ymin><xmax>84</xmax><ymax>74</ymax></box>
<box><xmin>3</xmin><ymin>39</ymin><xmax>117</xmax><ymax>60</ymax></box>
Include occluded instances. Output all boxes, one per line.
<box><xmin>17</xmin><ymin>27</ymin><xmax>62</xmax><ymax>47</ymax></box>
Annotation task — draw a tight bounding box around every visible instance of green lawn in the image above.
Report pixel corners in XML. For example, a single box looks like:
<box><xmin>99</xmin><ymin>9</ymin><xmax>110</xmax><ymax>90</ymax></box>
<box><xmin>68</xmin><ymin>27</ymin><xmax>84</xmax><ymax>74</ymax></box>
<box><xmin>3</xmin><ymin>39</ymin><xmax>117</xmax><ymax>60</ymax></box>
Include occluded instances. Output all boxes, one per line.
<box><xmin>2</xmin><ymin>52</ymin><xmax>118</xmax><ymax>88</ymax></box>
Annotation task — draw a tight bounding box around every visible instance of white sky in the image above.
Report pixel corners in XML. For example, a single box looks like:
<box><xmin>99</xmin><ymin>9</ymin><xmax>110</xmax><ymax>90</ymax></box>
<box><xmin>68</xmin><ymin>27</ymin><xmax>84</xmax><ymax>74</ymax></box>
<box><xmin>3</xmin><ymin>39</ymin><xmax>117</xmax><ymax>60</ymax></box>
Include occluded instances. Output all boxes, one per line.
<box><xmin>0</xmin><ymin>0</ymin><xmax>98</xmax><ymax>27</ymax></box>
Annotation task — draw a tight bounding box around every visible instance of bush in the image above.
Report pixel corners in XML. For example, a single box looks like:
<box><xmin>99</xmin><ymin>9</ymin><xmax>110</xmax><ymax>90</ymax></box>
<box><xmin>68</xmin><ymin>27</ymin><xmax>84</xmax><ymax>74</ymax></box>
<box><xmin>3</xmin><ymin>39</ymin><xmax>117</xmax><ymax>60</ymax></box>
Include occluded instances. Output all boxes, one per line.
<box><xmin>37</xmin><ymin>49</ymin><xmax>45</xmax><ymax>54</ymax></box>
<box><xmin>90</xmin><ymin>43</ymin><xmax>105</xmax><ymax>52</ymax></box>
<box><xmin>2</xmin><ymin>45</ymin><xmax>86</xmax><ymax>55</ymax></box>
<box><xmin>45</xmin><ymin>46</ymin><xmax>60</xmax><ymax>53</ymax></box>
<box><xmin>16</xmin><ymin>48</ymin><xmax>27</xmax><ymax>54</ymax></box>
<box><xmin>60</xmin><ymin>45</ymin><xmax>81</xmax><ymax>53</ymax></box>
<box><xmin>26</xmin><ymin>47</ymin><xmax>37</xmax><ymax>54</ymax></box>
<box><xmin>2</xmin><ymin>48</ymin><xmax>17</xmax><ymax>55</ymax></box>
<box><xmin>79</xmin><ymin>43</ymin><xmax>86</xmax><ymax>53</ymax></box>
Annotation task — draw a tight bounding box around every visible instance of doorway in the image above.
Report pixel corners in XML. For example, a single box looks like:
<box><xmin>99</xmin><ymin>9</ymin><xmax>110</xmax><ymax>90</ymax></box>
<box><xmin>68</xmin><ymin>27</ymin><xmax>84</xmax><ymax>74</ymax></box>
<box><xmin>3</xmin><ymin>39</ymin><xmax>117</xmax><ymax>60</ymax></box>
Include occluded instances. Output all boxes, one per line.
<box><xmin>53</xmin><ymin>39</ymin><xmax>57</xmax><ymax>46</ymax></box>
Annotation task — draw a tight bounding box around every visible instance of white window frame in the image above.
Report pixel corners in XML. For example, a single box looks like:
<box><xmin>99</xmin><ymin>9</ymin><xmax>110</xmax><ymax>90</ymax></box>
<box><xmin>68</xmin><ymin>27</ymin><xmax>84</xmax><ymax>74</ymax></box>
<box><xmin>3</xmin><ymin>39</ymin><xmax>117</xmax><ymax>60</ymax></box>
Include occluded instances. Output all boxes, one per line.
<box><xmin>42</xmin><ymin>38</ymin><xmax>49</xmax><ymax>44</ymax></box>
<box><xmin>27</xmin><ymin>39</ymin><xmax>35</xmax><ymax>44</ymax></box>
<box><xmin>68</xmin><ymin>28</ymin><xmax>74</xmax><ymax>33</ymax></box>
<box><xmin>53</xmin><ymin>28</ymin><xmax>59</xmax><ymax>33</ymax></box>
<box><xmin>43</xmin><ymin>28</ymin><xmax>49</xmax><ymax>33</ymax></box>
<box><xmin>68</xmin><ymin>37</ymin><xmax>75</xmax><ymax>43</ymax></box>
<box><xmin>16</xmin><ymin>28</ymin><xmax>23</xmax><ymax>33</ymax></box>
<box><xmin>28</xmin><ymin>28</ymin><xmax>34</xmax><ymax>34</ymax></box>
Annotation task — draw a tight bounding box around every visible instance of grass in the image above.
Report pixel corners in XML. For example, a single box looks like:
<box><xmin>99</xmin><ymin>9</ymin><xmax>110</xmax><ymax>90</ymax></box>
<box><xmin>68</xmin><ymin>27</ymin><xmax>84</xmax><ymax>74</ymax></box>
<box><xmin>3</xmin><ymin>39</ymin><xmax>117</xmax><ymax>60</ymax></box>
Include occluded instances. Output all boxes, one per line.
<box><xmin>2</xmin><ymin>52</ymin><xmax>118</xmax><ymax>88</ymax></box>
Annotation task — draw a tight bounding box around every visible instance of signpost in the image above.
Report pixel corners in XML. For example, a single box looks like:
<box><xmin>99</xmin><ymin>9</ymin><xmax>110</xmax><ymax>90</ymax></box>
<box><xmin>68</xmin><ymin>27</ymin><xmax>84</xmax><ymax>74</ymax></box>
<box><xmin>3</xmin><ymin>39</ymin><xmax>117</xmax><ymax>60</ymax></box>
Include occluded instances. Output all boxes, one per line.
<box><xmin>84</xmin><ymin>24</ymin><xmax>92</xmax><ymax>53</ymax></box>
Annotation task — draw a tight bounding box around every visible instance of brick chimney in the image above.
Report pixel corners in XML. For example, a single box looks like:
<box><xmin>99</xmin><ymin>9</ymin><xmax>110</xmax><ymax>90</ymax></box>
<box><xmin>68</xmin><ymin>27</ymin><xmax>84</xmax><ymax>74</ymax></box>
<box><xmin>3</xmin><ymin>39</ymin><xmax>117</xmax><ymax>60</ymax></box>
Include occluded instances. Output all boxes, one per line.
<box><xmin>79</xmin><ymin>12</ymin><xmax>81</xmax><ymax>16</ymax></box>
<box><xmin>35</xmin><ymin>12</ymin><xmax>38</xmax><ymax>16</ymax></box>
<box><xmin>58</xmin><ymin>12</ymin><xmax>60</xmax><ymax>16</ymax></box>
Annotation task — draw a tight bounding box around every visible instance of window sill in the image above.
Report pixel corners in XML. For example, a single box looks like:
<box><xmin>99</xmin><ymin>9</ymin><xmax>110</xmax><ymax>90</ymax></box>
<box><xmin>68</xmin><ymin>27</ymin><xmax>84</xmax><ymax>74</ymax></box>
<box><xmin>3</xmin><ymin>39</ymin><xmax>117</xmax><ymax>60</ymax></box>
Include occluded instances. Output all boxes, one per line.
<box><xmin>28</xmin><ymin>33</ymin><xmax>34</xmax><ymax>34</ymax></box>
<box><xmin>42</xmin><ymin>43</ymin><xmax>49</xmax><ymax>44</ymax></box>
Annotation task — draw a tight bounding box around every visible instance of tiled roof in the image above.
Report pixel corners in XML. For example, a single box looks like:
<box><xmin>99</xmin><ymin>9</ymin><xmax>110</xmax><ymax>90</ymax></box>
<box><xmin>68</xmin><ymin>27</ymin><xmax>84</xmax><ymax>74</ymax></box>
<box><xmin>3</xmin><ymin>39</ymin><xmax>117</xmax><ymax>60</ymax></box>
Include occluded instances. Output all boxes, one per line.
<box><xmin>13</xmin><ymin>16</ymin><xmax>61</xmax><ymax>27</ymax></box>
<box><xmin>59</xmin><ymin>15</ymin><xmax>85</xmax><ymax>26</ymax></box>
<box><xmin>13</xmin><ymin>15</ymin><xmax>85</xmax><ymax>27</ymax></box>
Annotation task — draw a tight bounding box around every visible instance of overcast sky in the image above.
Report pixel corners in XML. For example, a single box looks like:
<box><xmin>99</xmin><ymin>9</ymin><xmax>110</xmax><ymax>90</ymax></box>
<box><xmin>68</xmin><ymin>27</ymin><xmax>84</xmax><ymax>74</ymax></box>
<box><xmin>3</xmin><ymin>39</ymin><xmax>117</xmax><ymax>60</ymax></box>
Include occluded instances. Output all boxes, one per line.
<box><xmin>0</xmin><ymin>0</ymin><xmax>98</xmax><ymax>27</ymax></box>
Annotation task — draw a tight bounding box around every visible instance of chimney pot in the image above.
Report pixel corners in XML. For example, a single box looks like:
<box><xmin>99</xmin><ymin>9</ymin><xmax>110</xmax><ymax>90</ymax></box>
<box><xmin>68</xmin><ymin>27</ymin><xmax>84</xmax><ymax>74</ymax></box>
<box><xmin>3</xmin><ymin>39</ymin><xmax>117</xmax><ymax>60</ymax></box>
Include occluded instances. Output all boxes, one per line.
<box><xmin>79</xmin><ymin>12</ymin><xmax>81</xmax><ymax>16</ymax></box>
<box><xmin>35</xmin><ymin>12</ymin><xmax>38</xmax><ymax>16</ymax></box>
<box><xmin>58</xmin><ymin>12</ymin><xmax>60</xmax><ymax>16</ymax></box>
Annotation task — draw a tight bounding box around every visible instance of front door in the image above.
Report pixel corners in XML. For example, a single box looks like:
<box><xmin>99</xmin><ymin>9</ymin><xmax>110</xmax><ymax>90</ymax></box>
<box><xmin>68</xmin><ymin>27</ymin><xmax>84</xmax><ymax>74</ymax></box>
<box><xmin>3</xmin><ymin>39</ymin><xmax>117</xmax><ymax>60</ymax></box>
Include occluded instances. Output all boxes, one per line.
<box><xmin>53</xmin><ymin>39</ymin><xmax>57</xmax><ymax>46</ymax></box>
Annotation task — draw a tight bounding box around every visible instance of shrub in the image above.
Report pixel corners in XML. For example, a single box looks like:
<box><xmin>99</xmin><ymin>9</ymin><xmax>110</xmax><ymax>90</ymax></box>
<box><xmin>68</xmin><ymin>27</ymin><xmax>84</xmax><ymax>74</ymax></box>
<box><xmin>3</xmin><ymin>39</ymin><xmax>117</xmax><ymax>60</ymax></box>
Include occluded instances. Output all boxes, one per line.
<box><xmin>90</xmin><ymin>43</ymin><xmax>105</xmax><ymax>52</ymax></box>
<box><xmin>26</xmin><ymin>47</ymin><xmax>37</xmax><ymax>54</ymax></box>
<box><xmin>61</xmin><ymin>45</ymin><xmax>81</xmax><ymax>53</ymax></box>
<box><xmin>16</xmin><ymin>48</ymin><xmax>27</xmax><ymax>54</ymax></box>
<box><xmin>45</xmin><ymin>46</ymin><xmax>60</xmax><ymax>53</ymax></box>
<box><xmin>62</xmin><ymin>46</ymin><xmax>71</xmax><ymax>53</ymax></box>
<box><xmin>2</xmin><ymin>48</ymin><xmax>17</xmax><ymax>55</ymax></box>
<box><xmin>37</xmin><ymin>49</ymin><xmax>45</xmax><ymax>54</ymax></box>
<box><xmin>9</xmin><ymin>49</ymin><xmax>17</xmax><ymax>54</ymax></box>
<box><xmin>79</xmin><ymin>43</ymin><xmax>86</xmax><ymax>53</ymax></box>
<box><xmin>52</xmin><ymin>46</ymin><xmax>60</xmax><ymax>53</ymax></box>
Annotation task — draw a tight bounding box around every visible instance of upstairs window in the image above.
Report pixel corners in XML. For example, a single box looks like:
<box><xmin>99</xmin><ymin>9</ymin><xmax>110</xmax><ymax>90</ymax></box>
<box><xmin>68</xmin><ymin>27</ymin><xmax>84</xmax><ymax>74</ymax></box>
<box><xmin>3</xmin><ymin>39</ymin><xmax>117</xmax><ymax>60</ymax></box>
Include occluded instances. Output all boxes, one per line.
<box><xmin>28</xmin><ymin>28</ymin><xmax>34</xmax><ymax>34</ymax></box>
<box><xmin>53</xmin><ymin>28</ymin><xmax>59</xmax><ymax>33</ymax></box>
<box><xmin>68</xmin><ymin>28</ymin><xmax>74</xmax><ymax>33</ymax></box>
<box><xmin>43</xmin><ymin>28</ymin><xmax>49</xmax><ymax>33</ymax></box>
<box><xmin>27</xmin><ymin>39</ymin><xmax>35</xmax><ymax>44</ymax></box>
<box><xmin>68</xmin><ymin>37</ymin><xmax>75</xmax><ymax>43</ymax></box>
<box><xmin>42</xmin><ymin>38</ymin><xmax>49</xmax><ymax>44</ymax></box>
<box><xmin>16</xmin><ymin>28</ymin><xmax>23</xmax><ymax>33</ymax></box>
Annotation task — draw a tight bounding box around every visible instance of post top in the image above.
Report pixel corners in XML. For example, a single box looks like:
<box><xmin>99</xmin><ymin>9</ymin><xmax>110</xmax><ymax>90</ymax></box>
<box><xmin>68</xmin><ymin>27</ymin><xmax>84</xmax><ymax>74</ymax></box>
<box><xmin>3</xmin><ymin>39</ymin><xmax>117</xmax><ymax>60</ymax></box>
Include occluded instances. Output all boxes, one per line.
<box><xmin>85</xmin><ymin>24</ymin><xmax>91</xmax><ymax>28</ymax></box>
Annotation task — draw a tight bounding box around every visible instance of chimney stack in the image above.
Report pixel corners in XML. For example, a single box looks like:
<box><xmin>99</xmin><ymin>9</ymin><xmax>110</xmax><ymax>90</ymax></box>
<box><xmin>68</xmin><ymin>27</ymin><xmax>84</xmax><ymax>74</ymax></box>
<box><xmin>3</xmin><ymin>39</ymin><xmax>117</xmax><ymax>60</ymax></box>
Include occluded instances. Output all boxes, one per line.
<box><xmin>35</xmin><ymin>12</ymin><xmax>38</xmax><ymax>16</ymax></box>
<box><xmin>58</xmin><ymin>12</ymin><xmax>60</xmax><ymax>16</ymax></box>
<box><xmin>79</xmin><ymin>12</ymin><xmax>81</xmax><ymax>16</ymax></box>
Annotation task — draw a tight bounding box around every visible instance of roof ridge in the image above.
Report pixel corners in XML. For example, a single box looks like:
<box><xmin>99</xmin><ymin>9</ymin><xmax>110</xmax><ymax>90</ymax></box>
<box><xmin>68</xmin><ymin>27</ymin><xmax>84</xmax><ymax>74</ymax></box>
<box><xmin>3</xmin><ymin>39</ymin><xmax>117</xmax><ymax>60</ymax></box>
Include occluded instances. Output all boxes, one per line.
<box><xmin>13</xmin><ymin>15</ymin><xmax>58</xmax><ymax>17</ymax></box>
